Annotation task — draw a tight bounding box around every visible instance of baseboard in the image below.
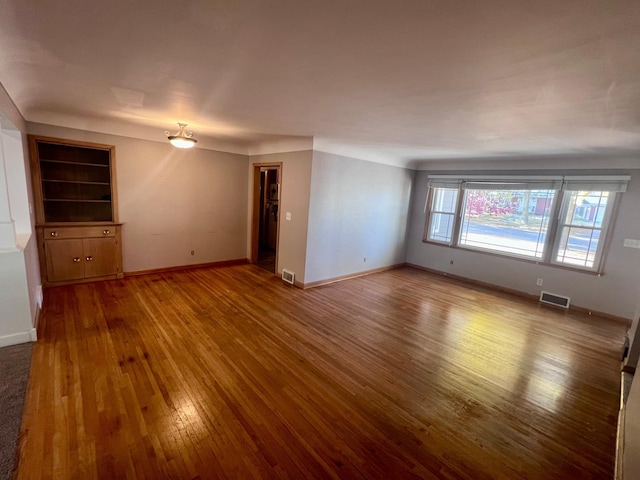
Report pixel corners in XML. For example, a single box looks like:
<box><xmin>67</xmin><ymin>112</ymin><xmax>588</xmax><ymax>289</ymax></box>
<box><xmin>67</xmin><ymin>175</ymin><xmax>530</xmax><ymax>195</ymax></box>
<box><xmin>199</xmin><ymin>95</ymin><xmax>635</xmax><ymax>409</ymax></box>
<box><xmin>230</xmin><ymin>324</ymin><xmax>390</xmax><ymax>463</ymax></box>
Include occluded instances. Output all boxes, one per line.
<box><xmin>569</xmin><ymin>304</ymin><xmax>631</xmax><ymax>325</ymax></box>
<box><xmin>125</xmin><ymin>258</ymin><xmax>249</xmax><ymax>277</ymax></box>
<box><xmin>278</xmin><ymin>278</ymin><xmax>305</xmax><ymax>289</ymax></box>
<box><xmin>406</xmin><ymin>263</ymin><xmax>632</xmax><ymax>325</ymax></box>
<box><xmin>0</xmin><ymin>329</ymin><xmax>37</xmax><ymax>348</ymax></box>
<box><xmin>292</xmin><ymin>278</ymin><xmax>305</xmax><ymax>289</ymax></box>
<box><xmin>302</xmin><ymin>263</ymin><xmax>406</xmax><ymax>289</ymax></box>
<box><xmin>32</xmin><ymin>305</ymin><xmax>41</xmax><ymax>341</ymax></box>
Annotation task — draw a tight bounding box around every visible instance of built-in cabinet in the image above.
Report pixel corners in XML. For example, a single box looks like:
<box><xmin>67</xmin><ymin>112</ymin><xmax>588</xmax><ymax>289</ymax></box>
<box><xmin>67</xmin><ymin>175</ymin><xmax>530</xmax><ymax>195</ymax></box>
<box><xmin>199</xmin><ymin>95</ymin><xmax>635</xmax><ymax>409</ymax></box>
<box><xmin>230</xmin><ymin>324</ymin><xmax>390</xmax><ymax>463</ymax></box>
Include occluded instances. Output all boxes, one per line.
<box><xmin>29</xmin><ymin>135</ymin><xmax>123</xmax><ymax>286</ymax></box>
<box><xmin>39</xmin><ymin>225</ymin><xmax>122</xmax><ymax>283</ymax></box>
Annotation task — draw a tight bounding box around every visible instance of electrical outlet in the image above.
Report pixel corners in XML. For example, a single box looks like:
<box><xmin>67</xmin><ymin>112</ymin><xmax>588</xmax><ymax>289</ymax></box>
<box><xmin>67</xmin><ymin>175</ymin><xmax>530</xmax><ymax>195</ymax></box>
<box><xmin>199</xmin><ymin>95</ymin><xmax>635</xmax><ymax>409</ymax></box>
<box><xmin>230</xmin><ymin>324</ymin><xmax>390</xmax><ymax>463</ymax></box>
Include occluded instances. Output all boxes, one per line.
<box><xmin>536</xmin><ymin>278</ymin><xmax>543</xmax><ymax>286</ymax></box>
<box><xmin>624</xmin><ymin>239</ymin><xmax>640</xmax><ymax>249</ymax></box>
<box><xmin>363</xmin><ymin>257</ymin><xmax>366</xmax><ymax>262</ymax></box>
<box><xmin>450</xmin><ymin>260</ymin><xmax>454</xmax><ymax>265</ymax></box>
<box><xmin>191</xmin><ymin>250</ymin><xmax>195</xmax><ymax>256</ymax></box>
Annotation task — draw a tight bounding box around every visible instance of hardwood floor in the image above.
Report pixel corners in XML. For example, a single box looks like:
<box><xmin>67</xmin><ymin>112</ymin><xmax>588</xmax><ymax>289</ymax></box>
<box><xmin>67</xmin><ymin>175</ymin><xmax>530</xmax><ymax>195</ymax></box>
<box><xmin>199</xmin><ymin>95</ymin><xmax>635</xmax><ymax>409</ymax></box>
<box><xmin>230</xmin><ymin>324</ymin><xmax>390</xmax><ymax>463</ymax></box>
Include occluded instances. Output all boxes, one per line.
<box><xmin>16</xmin><ymin>265</ymin><xmax>626</xmax><ymax>479</ymax></box>
<box><xmin>256</xmin><ymin>247</ymin><xmax>276</xmax><ymax>273</ymax></box>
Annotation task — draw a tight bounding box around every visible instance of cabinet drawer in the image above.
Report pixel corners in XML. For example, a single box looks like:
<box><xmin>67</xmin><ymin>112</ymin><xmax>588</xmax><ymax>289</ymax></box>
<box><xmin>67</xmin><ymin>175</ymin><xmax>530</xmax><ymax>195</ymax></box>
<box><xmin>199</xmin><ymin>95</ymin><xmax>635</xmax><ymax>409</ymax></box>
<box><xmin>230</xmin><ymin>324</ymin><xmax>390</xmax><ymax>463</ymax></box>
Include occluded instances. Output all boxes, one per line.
<box><xmin>44</xmin><ymin>226</ymin><xmax>116</xmax><ymax>239</ymax></box>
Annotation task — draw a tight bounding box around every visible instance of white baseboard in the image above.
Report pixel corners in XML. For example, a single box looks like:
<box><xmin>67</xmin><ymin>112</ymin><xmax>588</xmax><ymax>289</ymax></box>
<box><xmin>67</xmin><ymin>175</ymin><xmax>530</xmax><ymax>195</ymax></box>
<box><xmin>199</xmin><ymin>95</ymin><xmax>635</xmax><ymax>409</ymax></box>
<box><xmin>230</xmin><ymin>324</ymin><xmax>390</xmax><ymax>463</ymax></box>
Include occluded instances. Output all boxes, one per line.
<box><xmin>0</xmin><ymin>328</ymin><xmax>37</xmax><ymax>348</ymax></box>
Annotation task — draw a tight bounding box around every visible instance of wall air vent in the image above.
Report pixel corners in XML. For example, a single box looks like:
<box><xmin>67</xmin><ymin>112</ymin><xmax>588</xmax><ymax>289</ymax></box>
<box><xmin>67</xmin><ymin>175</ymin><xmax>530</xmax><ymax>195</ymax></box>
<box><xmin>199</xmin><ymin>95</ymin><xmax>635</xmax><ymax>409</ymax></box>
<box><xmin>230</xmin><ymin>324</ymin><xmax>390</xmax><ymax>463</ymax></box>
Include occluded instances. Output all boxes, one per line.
<box><xmin>282</xmin><ymin>269</ymin><xmax>295</xmax><ymax>285</ymax></box>
<box><xmin>539</xmin><ymin>291</ymin><xmax>571</xmax><ymax>309</ymax></box>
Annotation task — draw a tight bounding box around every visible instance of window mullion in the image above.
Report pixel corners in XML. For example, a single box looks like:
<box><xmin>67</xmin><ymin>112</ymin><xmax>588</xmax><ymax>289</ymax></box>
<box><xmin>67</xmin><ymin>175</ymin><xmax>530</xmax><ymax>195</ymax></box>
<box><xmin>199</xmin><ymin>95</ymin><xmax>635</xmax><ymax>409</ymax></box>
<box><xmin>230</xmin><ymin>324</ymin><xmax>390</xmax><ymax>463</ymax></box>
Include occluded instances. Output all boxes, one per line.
<box><xmin>593</xmin><ymin>192</ymin><xmax>619</xmax><ymax>274</ymax></box>
<box><xmin>544</xmin><ymin>190</ymin><xmax>565</xmax><ymax>264</ymax></box>
<box><xmin>422</xmin><ymin>188</ymin><xmax>435</xmax><ymax>242</ymax></box>
<box><xmin>451</xmin><ymin>187</ymin><xmax>465</xmax><ymax>247</ymax></box>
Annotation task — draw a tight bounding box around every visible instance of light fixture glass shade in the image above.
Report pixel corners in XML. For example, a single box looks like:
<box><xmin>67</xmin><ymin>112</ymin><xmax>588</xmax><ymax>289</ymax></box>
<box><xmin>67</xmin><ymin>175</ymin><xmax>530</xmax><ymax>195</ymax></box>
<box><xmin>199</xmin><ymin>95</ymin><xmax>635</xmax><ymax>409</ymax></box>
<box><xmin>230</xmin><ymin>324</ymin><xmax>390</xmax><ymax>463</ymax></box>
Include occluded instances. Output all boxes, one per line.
<box><xmin>166</xmin><ymin>123</ymin><xmax>197</xmax><ymax>149</ymax></box>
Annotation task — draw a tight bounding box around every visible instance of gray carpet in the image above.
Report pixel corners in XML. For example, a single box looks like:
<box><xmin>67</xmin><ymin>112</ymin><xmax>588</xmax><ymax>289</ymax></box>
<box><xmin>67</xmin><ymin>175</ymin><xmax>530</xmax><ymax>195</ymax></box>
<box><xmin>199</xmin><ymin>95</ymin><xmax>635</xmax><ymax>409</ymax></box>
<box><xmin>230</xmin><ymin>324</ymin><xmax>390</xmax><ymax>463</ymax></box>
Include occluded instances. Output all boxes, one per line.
<box><xmin>0</xmin><ymin>343</ymin><xmax>33</xmax><ymax>480</ymax></box>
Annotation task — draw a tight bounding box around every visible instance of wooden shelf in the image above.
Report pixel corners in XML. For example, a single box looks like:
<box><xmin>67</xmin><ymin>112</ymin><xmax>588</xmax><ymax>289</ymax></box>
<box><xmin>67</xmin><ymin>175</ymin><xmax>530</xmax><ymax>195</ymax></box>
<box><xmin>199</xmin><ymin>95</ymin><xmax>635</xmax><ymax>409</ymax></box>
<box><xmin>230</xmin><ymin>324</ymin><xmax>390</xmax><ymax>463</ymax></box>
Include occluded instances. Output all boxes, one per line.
<box><xmin>29</xmin><ymin>135</ymin><xmax>122</xmax><ymax>286</ymax></box>
<box><xmin>42</xmin><ymin>179</ymin><xmax>111</xmax><ymax>185</ymax></box>
<box><xmin>44</xmin><ymin>199</ymin><xmax>112</xmax><ymax>203</ymax></box>
<box><xmin>41</xmin><ymin>159</ymin><xmax>110</xmax><ymax>168</ymax></box>
<box><xmin>30</xmin><ymin>136</ymin><xmax>117</xmax><ymax>223</ymax></box>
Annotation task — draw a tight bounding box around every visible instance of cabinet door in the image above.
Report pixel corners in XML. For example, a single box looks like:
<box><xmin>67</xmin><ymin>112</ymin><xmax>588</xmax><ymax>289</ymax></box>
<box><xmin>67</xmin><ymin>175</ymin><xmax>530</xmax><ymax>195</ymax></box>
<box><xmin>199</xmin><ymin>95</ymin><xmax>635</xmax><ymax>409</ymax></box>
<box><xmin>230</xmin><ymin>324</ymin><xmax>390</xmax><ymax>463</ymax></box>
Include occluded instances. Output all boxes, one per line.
<box><xmin>45</xmin><ymin>239</ymin><xmax>85</xmax><ymax>282</ymax></box>
<box><xmin>83</xmin><ymin>238</ymin><xmax>117</xmax><ymax>278</ymax></box>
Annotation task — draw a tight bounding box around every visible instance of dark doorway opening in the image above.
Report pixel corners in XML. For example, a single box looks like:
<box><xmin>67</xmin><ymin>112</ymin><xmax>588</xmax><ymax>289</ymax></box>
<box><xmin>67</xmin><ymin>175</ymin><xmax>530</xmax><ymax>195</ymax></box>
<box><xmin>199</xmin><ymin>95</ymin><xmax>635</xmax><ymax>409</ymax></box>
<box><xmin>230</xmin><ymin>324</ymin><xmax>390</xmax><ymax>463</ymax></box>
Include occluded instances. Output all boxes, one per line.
<box><xmin>252</xmin><ymin>164</ymin><xmax>280</xmax><ymax>273</ymax></box>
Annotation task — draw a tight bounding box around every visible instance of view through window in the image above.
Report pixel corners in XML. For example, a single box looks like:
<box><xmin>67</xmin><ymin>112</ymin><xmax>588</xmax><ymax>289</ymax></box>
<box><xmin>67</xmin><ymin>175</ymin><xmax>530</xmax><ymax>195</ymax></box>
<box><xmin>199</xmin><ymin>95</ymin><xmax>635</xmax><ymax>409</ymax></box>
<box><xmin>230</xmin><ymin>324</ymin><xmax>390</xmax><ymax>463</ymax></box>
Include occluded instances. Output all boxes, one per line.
<box><xmin>458</xmin><ymin>189</ymin><xmax>555</xmax><ymax>259</ymax></box>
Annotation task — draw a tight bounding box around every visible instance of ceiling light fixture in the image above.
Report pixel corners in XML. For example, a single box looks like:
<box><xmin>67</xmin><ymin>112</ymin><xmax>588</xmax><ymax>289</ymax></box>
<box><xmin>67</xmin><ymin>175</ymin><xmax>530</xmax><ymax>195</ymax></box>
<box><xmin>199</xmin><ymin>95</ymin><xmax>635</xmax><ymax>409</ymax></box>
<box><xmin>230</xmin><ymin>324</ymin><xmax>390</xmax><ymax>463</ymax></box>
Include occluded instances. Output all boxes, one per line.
<box><xmin>166</xmin><ymin>123</ymin><xmax>197</xmax><ymax>149</ymax></box>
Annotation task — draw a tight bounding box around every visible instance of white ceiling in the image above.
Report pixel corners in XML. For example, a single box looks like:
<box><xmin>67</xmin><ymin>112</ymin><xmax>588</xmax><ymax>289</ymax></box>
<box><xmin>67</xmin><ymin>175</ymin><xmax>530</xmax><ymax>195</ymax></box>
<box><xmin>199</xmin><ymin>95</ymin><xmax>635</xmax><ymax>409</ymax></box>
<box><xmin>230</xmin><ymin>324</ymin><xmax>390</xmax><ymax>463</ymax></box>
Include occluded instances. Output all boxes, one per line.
<box><xmin>1</xmin><ymin>0</ymin><xmax>639</xmax><ymax>168</ymax></box>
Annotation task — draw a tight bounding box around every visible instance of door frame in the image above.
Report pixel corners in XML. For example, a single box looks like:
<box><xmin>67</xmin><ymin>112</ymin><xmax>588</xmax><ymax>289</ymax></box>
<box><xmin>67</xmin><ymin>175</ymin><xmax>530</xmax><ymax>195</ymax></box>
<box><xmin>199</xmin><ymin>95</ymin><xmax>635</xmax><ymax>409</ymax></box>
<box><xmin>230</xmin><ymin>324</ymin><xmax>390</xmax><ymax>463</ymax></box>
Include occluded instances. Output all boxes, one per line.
<box><xmin>251</xmin><ymin>162</ymin><xmax>282</xmax><ymax>271</ymax></box>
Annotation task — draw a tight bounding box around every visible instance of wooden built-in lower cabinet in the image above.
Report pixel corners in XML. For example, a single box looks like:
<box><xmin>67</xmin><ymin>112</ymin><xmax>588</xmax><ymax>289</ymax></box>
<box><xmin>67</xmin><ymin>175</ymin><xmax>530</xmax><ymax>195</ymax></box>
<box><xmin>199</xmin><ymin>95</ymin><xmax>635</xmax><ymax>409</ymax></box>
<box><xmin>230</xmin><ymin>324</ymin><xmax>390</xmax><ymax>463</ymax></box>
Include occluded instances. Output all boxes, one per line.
<box><xmin>37</xmin><ymin>224</ymin><xmax>123</xmax><ymax>286</ymax></box>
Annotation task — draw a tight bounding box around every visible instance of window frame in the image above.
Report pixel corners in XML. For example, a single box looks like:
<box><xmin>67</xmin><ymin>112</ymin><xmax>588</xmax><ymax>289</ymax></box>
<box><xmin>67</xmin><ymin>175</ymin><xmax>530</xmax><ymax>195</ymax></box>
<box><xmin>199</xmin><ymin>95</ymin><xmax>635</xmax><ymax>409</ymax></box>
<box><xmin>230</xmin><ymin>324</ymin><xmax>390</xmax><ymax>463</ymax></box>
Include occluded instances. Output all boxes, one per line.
<box><xmin>550</xmin><ymin>190</ymin><xmax>617</xmax><ymax>271</ymax></box>
<box><xmin>422</xmin><ymin>186</ymin><xmax>461</xmax><ymax>246</ymax></box>
<box><xmin>422</xmin><ymin>175</ymin><xmax>628</xmax><ymax>274</ymax></box>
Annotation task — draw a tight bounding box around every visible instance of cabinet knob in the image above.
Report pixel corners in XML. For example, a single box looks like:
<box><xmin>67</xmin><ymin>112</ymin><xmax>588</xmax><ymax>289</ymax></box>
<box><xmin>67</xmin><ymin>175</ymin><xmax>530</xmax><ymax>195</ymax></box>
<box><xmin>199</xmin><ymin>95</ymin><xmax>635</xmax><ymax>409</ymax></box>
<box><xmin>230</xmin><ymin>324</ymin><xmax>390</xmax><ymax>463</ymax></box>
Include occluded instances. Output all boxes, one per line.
<box><xmin>86</xmin><ymin>256</ymin><xmax>93</xmax><ymax>262</ymax></box>
<box><xmin>103</xmin><ymin>229</ymin><xmax>110</xmax><ymax>235</ymax></box>
<box><xmin>50</xmin><ymin>231</ymin><xmax>58</xmax><ymax>237</ymax></box>
<box><xmin>73</xmin><ymin>257</ymin><xmax>81</xmax><ymax>263</ymax></box>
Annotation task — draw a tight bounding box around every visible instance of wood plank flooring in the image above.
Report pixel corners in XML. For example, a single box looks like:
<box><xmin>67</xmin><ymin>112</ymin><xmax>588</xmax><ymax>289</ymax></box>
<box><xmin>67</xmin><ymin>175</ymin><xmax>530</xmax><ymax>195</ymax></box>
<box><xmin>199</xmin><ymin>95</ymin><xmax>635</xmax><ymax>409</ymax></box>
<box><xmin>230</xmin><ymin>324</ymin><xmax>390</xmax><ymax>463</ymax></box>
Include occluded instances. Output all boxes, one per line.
<box><xmin>16</xmin><ymin>265</ymin><xmax>626</xmax><ymax>479</ymax></box>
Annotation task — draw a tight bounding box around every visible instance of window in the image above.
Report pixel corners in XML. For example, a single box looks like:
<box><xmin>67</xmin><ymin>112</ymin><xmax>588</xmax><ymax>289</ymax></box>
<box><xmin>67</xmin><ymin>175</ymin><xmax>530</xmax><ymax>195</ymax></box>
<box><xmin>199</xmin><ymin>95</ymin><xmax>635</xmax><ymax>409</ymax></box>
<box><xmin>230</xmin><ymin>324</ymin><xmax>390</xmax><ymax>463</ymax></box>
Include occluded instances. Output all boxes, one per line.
<box><xmin>458</xmin><ymin>188</ymin><xmax>555</xmax><ymax>259</ymax></box>
<box><xmin>554</xmin><ymin>191</ymin><xmax>612</xmax><ymax>269</ymax></box>
<box><xmin>423</xmin><ymin>175</ymin><xmax>629</xmax><ymax>272</ymax></box>
<box><xmin>426</xmin><ymin>187</ymin><xmax>458</xmax><ymax>244</ymax></box>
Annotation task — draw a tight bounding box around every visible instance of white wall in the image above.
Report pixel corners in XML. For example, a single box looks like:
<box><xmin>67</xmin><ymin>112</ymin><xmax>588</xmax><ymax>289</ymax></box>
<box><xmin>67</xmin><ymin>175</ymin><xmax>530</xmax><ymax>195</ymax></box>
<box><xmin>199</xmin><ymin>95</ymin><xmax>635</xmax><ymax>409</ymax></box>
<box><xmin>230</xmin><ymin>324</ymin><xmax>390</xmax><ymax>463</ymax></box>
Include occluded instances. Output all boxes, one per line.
<box><xmin>0</xmin><ymin>127</ymin><xmax>16</xmax><ymax>249</ymax></box>
<box><xmin>0</xmin><ymin>82</ymin><xmax>40</xmax><ymax>346</ymax></box>
<box><xmin>0</xmin><ymin>251</ymin><xmax>35</xmax><ymax>346</ymax></box>
<box><xmin>249</xmin><ymin>151</ymin><xmax>313</xmax><ymax>283</ymax></box>
<box><xmin>28</xmin><ymin>123</ymin><xmax>250</xmax><ymax>273</ymax></box>
<box><xmin>406</xmin><ymin>164</ymin><xmax>640</xmax><ymax>320</ymax></box>
<box><xmin>3</xmin><ymin>129</ymin><xmax>31</xmax><ymax>235</ymax></box>
<box><xmin>305</xmin><ymin>151</ymin><xmax>413</xmax><ymax>284</ymax></box>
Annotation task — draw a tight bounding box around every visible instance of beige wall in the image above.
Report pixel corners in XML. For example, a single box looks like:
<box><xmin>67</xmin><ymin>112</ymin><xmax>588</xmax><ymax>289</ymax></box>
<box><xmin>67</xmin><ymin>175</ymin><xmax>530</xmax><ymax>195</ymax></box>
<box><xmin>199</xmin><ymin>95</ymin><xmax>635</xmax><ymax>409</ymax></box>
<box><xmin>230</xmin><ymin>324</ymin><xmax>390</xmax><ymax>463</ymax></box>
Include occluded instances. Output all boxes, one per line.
<box><xmin>624</xmin><ymin>374</ymin><xmax>640</xmax><ymax>479</ymax></box>
<box><xmin>249</xmin><ymin>151</ymin><xmax>312</xmax><ymax>283</ymax></box>
<box><xmin>28</xmin><ymin>123</ymin><xmax>249</xmax><ymax>273</ymax></box>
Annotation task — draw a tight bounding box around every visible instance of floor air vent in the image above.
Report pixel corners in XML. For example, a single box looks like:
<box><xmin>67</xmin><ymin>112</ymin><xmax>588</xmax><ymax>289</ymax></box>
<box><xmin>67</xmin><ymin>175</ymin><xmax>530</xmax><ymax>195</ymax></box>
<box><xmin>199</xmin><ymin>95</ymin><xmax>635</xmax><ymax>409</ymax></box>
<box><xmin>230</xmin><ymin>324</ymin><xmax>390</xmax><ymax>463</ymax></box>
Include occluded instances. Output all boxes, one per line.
<box><xmin>282</xmin><ymin>269</ymin><xmax>295</xmax><ymax>285</ymax></box>
<box><xmin>539</xmin><ymin>291</ymin><xmax>571</xmax><ymax>309</ymax></box>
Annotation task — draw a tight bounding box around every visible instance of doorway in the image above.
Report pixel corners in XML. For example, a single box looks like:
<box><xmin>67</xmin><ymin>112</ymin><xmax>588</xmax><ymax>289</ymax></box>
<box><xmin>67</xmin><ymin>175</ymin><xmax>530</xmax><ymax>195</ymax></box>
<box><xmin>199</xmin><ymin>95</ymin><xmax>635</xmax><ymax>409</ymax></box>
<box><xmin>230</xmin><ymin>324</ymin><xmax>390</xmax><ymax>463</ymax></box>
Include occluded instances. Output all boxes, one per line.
<box><xmin>251</xmin><ymin>164</ymin><xmax>281</xmax><ymax>273</ymax></box>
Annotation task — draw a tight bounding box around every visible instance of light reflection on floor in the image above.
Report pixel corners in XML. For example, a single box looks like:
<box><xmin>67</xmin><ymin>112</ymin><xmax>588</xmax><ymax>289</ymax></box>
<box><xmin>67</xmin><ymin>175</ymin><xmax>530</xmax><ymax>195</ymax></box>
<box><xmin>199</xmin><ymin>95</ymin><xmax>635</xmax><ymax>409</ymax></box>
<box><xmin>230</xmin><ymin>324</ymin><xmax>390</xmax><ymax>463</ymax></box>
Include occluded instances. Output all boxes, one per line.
<box><xmin>436</xmin><ymin>304</ymin><xmax>574</xmax><ymax>415</ymax></box>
